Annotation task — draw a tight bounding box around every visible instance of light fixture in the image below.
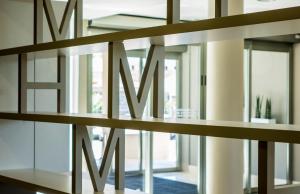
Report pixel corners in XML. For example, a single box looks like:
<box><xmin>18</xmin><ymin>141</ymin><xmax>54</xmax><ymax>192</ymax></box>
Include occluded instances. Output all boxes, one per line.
<box><xmin>295</xmin><ymin>34</ymin><xmax>300</xmax><ymax>40</ymax></box>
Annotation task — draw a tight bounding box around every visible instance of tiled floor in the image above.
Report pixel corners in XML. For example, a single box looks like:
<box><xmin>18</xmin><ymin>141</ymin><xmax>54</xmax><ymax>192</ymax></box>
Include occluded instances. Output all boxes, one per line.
<box><xmin>154</xmin><ymin>171</ymin><xmax>197</xmax><ymax>185</ymax></box>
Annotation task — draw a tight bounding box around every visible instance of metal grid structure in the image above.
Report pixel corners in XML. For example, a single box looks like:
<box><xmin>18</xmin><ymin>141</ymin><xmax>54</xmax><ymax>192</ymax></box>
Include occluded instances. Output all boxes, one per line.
<box><xmin>0</xmin><ymin>0</ymin><xmax>300</xmax><ymax>194</ymax></box>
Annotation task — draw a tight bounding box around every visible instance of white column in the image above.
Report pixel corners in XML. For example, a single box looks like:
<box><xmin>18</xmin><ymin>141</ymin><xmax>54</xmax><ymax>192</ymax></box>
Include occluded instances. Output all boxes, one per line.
<box><xmin>206</xmin><ymin>1</ymin><xmax>244</xmax><ymax>194</ymax></box>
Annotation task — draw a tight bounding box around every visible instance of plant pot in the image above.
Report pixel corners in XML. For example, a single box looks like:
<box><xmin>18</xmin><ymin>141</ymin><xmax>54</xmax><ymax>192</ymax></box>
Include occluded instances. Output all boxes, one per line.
<box><xmin>251</xmin><ymin>118</ymin><xmax>276</xmax><ymax>124</ymax></box>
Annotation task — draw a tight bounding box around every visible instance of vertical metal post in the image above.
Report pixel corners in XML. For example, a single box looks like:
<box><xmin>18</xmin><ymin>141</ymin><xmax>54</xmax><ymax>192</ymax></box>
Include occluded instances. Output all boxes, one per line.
<box><xmin>114</xmin><ymin>130</ymin><xmax>125</xmax><ymax>190</ymax></box>
<box><xmin>244</xmin><ymin>140</ymin><xmax>252</xmax><ymax>194</ymax></box>
<box><xmin>258</xmin><ymin>141</ymin><xmax>274</xmax><ymax>194</ymax></box>
<box><xmin>33</xmin><ymin>0</ymin><xmax>43</xmax><ymax>44</ymax></box>
<box><xmin>287</xmin><ymin>46</ymin><xmax>294</xmax><ymax>185</ymax></box>
<box><xmin>258</xmin><ymin>141</ymin><xmax>268</xmax><ymax>194</ymax></box>
<box><xmin>18</xmin><ymin>54</ymin><xmax>28</xmax><ymax>114</ymax></box>
<box><xmin>248</xmin><ymin>41</ymin><xmax>253</xmax><ymax>123</ymax></box>
<box><xmin>214</xmin><ymin>0</ymin><xmax>228</xmax><ymax>17</ymax></box>
<box><xmin>167</xmin><ymin>0</ymin><xmax>180</xmax><ymax>24</ymax></box>
<box><xmin>152</xmin><ymin>47</ymin><xmax>165</xmax><ymax>118</ymax></box>
<box><xmin>107</xmin><ymin>42</ymin><xmax>120</xmax><ymax>119</ymax></box>
<box><xmin>72</xmin><ymin>124</ymin><xmax>82</xmax><ymax>194</ymax></box>
<box><xmin>197</xmin><ymin>44</ymin><xmax>207</xmax><ymax>194</ymax></box>
<box><xmin>57</xmin><ymin>56</ymin><xmax>66</xmax><ymax>113</ymax></box>
<box><xmin>107</xmin><ymin>42</ymin><xmax>125</xmax><ymax>190</ymax></box>
<box><xmin>144</xmin><ymin>131</ymin><xmax>153</xmax><ymax>194</ymax></box>
<box><xmin>287</xmin><ymin>144</ymin><xmax>294</xmax><ymax>185</ymax></box>
<box><xmin>198</xmin><ymin>136</ymin><xmax>206</xmax><ymax>194</ymax></box>
<box><xmin>215</xmin><ymin>0</ymin><xmax>221</xmax><ymax>18</ymax></box>
<box><xmin>246</xmin><ymin>42</ymin><xmax>253</xmax><ymax>193</ymax></box>
<box><xmin>75</xmin><ymin>0</ymin><xmax>83</xmax><ymax>38</ymax></box>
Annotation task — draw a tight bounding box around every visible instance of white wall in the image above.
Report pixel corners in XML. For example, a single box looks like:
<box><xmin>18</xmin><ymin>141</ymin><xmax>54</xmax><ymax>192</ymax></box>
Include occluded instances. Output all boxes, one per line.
<box><xmin>251</xmin><ymin>50</ymin><xmax>289</xmax><ymax>123</ymax></box>
<box><xmin>0</xmin><ymin>0</ymin><xmax>70</xmax><ymax>172</ymax></box>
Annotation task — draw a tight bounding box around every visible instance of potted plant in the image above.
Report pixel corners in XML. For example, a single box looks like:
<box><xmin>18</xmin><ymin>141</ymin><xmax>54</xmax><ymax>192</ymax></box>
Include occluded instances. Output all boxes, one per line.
<box><xmin>265</xmin><ymin>98</ymin><xmax>272</xmax><ymax>119</ymax></box>
<box><xmin>255</xmin><ymin>95</ymin><xmax>263</xmax><ymax>118</ymax></box>
<box><xmin>251</xmin><ymin>96</ymin><xmax>276</xmax><ymax>124</ymax></box>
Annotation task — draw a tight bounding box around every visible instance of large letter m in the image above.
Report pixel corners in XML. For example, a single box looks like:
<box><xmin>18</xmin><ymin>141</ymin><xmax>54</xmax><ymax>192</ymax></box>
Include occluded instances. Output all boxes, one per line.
<box><xmin>72</xmin><ymin>42</ymin><xmax>165</xmax><ymax>194</ymax></box>
<box><xmin>108</xmin><ymin>42</ymin><xmax>165</xmax><ymax>119</ymax></box>
<box><xmin>34</xmin><ymin>0</ymin><xmax>82</xmax><ymax>43</ymax></box>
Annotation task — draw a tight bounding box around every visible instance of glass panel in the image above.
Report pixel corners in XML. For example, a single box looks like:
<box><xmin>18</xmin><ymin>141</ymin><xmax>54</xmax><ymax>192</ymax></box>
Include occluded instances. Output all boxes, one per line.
<box><xmin>153</xmin><ymin>132</ymin><xmax>178</xmax><ymax>169</ymax></box>
<box><xmin>153</xmin><ymin>45</ymin><xmax>202</xmax><ymax>194</ymax></box>
<box><xmin>92</xmin><ymin>53</ymin><xmax>104</xmax><ymax>113</ymax></box>
<box><xmin>164</xmin><ymin>59</ymin><xmax>177</xmax><ymax>118</ymax></box>
<box><xmin>153</xmin><ymin>59</ymin><xmax>178</xmax><ymax>170</ymax></box>
<box><xmin>153</xmin><ymin>135</ymin><xmax>199</xmax><ymax>194</ymax></box>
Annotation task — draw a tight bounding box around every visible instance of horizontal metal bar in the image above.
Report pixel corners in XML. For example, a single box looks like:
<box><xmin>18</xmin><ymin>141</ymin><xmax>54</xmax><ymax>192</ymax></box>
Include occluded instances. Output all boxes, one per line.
<box><xmin>26</xmin><ymin>82</ymin><xmax>62</xmax><ymax>90</ymax></box>
<box><xmin>1</xmin><ymin>6</ymin><xmax>300</xmax><ymax>57</ymax></box>
<box><xmin>0</xmin><ymin>112</ymin><xmax>300</xmax><ymax>144</ymax></box>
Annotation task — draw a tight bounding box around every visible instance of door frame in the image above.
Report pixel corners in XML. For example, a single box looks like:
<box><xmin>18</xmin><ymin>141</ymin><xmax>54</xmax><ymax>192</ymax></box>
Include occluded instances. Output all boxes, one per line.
<box><xmin>244</xmin><ymin>40</ymin><xmax>294</xmax><ymax>192</ymax></box>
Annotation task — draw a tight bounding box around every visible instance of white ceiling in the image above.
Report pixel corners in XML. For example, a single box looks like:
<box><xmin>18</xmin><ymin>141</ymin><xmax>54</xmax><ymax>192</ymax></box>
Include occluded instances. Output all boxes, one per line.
<box><xmin>81</xmin><ymin>0</ymin><xmax>208</xmax><ymax>20</ymax></box>
<box><xmin>57</xmin><ymin>0</ymin><xmax>300</xmax><ymax>20</ymax></box>
<box><xmin>246</xmin><ymin>0</ymin><xmax>300</xmax><ymax>13</ymax></box>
